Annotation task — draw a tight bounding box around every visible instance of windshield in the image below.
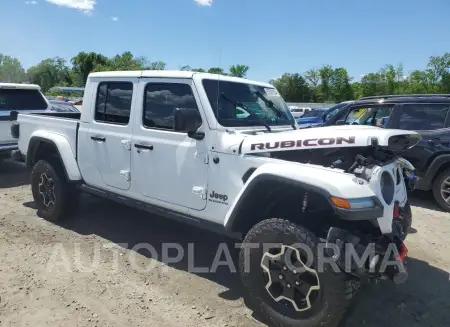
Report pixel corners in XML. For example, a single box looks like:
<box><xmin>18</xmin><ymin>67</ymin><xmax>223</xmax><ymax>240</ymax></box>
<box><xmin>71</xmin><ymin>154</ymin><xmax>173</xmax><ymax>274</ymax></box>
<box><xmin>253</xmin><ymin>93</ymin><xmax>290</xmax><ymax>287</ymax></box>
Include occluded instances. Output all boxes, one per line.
<box><xmin>202</xmin><ymin>79</ymin><xmax>295</xmax><ymax>127</ymax></box>
<box><xmin>0</xmin><ymin>88</ymin><xmax>48</xmax><ymax>111</ymax></box>
<box><xmin>301</xmin><ymin>110</ymin><xmax>325</xmax><ymax>118</ymax></box>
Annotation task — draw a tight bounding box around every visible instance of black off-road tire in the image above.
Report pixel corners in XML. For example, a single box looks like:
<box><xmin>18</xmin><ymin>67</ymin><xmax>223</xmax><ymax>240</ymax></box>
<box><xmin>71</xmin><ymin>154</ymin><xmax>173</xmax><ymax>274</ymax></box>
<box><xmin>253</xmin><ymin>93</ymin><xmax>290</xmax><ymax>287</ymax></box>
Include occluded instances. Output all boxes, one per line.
<box><xmin>432</xmin><ymin>168</ymin><xmax>450</xmax><ymax>212</ymax></box>
<box><xmin>239</xmin><ymin>218</ymin><xmax>354</xmax><ymax>327</ymax></box>
<box><xmin>31</xmin><ymin>159</ymin><xmax>77</xmax><ymax>222</ymax></box>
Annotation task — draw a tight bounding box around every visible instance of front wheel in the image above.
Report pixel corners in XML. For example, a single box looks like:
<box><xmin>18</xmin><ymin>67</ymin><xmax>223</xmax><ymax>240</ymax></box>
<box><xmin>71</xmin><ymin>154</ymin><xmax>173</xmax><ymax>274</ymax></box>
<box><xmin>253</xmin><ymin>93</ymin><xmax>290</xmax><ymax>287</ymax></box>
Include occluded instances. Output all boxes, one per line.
<box><xmin>31</xmin><ymin>159</ymin><xmax>76</xmax><ymax>222</ymax></box>
<box><xmin>239</xmin><ymin>218</ymin><xmax>353</xmax><ymax>327</ymax></box>
<box><xmin>432</xmin><ymin>168</ymin><xmax>450</xmax><ymax>212</ymax></box>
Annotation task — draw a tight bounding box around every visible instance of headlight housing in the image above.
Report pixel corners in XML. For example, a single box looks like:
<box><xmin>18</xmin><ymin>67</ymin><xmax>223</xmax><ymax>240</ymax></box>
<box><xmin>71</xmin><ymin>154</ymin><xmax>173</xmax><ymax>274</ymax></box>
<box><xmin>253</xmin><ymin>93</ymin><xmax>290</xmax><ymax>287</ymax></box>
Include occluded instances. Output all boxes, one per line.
<box><xmin>330</xmin><ymin>196</ymin><xmax>376</xmax><ymax>209</ymax></box>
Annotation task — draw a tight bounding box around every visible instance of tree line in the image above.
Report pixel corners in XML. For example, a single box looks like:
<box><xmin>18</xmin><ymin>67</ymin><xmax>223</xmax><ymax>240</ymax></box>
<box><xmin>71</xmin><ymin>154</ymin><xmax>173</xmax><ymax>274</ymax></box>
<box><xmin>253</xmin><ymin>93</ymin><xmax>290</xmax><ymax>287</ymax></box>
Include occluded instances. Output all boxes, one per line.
<box><xmin>0</xmin><ymin>51</ymin><xmax>249</xmax><ymax>95</ymax></box>
<box><xmin>1</xmin><ymin>51</ymin><xmax>449</xmax><ymax>102</ymax></box>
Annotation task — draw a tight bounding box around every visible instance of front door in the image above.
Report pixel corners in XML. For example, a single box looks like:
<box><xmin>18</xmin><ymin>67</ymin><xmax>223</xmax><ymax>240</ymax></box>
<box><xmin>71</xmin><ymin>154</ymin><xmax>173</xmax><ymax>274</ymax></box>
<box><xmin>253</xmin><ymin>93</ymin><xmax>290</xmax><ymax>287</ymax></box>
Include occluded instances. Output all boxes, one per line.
<box><xmin>87</xmin><ymin>80</ymin><xmax>136</xmax><ymax>191</ymax></box>
<box><xmin>131</xmin><ymin>78</ymin><xmax>208</xmax><ymax>211</ymax></box>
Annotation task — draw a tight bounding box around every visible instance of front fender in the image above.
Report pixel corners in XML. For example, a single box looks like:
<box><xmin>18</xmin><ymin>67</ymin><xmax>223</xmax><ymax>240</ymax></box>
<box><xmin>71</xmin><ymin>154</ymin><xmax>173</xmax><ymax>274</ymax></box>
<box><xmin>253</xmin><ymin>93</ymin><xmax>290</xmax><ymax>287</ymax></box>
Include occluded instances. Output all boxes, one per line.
<box><xmin>224</xmin><ymin>163</ymin><xmax>377</xmax><ymax>231</ymax></box>
<box><xmin>28</xmin><ymin>131</ymin><xmax>82</xmax><ymax>181</ymax></box>
<box><xmin>419</xmin><ymin>154</ymin><xmax>450</xmax><ymax>190</ymax></box>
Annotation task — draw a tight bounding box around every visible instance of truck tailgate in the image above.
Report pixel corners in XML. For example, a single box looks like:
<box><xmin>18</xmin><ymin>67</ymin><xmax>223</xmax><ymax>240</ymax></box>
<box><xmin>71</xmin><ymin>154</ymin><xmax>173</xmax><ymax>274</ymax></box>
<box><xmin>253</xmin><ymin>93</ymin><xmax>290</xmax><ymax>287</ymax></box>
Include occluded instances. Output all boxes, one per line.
<box><xmin>0</xmin><ymin>120</ymin><xmax>16</xmax><ymax>146</ymax></box>
<box><xmin>17</xmin><ymin>113</ymin><xmax>79</xmax><ymax>158</ymax></box>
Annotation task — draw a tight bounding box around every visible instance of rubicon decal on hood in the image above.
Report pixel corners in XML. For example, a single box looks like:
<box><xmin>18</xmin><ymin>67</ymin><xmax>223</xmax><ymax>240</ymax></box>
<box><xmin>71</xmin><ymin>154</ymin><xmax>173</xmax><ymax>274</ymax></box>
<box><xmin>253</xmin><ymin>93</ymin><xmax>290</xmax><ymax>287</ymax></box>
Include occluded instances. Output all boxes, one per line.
<box><xmin>238</xmin><ymin>125</ymin><xmax>421</xmax><ymax>154</ymax></box>
<box><xmin>250</xmin><ymin>136</ymin><xmax>355</xmax><ymax>151</ymax></box>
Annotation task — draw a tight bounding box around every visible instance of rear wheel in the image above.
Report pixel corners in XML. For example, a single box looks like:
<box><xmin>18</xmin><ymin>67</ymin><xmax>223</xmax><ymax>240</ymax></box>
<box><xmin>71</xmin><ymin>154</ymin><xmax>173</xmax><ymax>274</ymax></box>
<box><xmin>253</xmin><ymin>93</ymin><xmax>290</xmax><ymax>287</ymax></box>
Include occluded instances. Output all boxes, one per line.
<box><xmin>31</xmin><ymin>159</ymin><xmax>77</xmax><ymax>221</ymax></box>
<box><xmin>239</xmin><ymin>218</ymin><xmax>353</xmax><ymax>327</ymax></box>
<box><xmin>432</xmin><ymin>168</ymin><xmax>450</xmax><ymax>212</ymax></box>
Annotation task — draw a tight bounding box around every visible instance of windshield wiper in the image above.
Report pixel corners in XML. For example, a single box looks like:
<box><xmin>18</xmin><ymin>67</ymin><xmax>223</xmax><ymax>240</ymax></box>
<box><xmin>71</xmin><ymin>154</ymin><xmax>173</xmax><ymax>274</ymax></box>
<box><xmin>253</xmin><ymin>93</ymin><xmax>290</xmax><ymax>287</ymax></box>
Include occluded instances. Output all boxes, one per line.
<box><xmin>254</xmin><ymin>91</ymin><xmax>297</xmax><ymax>130</ymax></box>
<box><xmin>220</xmin><ymin>93</ymin><xmax>272</xmax><ymax>132</ymax></box>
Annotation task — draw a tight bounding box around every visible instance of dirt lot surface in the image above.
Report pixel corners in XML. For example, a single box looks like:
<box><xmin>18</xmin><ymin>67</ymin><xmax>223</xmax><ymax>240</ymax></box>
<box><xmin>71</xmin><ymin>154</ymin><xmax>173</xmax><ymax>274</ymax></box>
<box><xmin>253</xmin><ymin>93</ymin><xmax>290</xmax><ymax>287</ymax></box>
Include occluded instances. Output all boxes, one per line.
<box><xmin>1</xmin><ymin>160</ymin><xmax>450</xmax><ymax>327</ymax></box>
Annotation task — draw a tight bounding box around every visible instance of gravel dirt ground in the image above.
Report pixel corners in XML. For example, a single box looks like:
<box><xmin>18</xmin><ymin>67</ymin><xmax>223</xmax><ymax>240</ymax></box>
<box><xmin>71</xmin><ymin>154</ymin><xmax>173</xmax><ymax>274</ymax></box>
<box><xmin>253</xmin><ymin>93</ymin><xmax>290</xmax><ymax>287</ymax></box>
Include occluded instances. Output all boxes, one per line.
<box><xmin>1</xmin><ymin>160</ymin><xmax>449</xmax><ymax>327</ymax></box>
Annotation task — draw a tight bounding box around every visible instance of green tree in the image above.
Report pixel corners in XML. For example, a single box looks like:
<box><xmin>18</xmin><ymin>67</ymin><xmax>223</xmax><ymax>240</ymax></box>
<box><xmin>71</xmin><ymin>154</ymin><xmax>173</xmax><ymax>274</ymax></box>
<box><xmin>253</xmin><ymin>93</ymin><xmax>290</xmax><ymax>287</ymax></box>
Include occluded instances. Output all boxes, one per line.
<box><xmin>71</xmin><ymin>52</ymin><xmax>109</xmax><ymax>86</ymax></box>
<box><xmin>208</xmin><ymin>67</ymin><xmax>226</xmax><ymax>75</ymax></box>
<box><xmin>180</xmin><ymin>65</ymin><xmax>206</xmax><ymax>72</ymax></box>
<box><xmin>26</xmin><ymin>57</ymin><xmax>71</xmax><ymax>92</ymax></box>
<box><xmin>318</xmin><ymin>65</ymin><xmax>334</xmax><ymax>101</ymax></box>
<box><xmin>271</xmin><ymin>73</ymin><xmax>312</xmax><ymax>102</ymax></box>
<box><xmin>0</xmin><ymin>54</ymin><xmax>27</xmax><ymax>83</ymax></box>
<box><xmin>406</xmin><ymin>70</ymin><xmax>434</xmax><ymax>93</ymax></box>
<box><xmin>146</xmin><ymin>60</ymin><xmax>166</xmax><ymax>70</ymax></box>
<box><xmin>94</xmin><ymin>51</ymin><xmax>147</xmax><ymax>72</ymax></box>
<box><xmin>360</xmin><ymin>72</ymin><xmax>385</xmax><ymax>97</ymax></box>
<box><xmin>330</xmin><ymin>67</ymin><xmax>353</xmax><ymax>102</ymax></box>
<box><xmin>229</xmin><ymin>64</ymin><xmax>249</xmax><ymax>78</ymax></box>
<box><xmin>304</xmin><ymin>68</ymin><xmax>320</xmax><ymax>87</ymax></box>
<box><xmin>351</xmin><ymin>82</ymin><xmax>363</xmax><ymax>99</ymax></box>
<box><xmin>426</xmin><ymin>53</ymin><xmax>450</xmax><ymax>92</ymax></box>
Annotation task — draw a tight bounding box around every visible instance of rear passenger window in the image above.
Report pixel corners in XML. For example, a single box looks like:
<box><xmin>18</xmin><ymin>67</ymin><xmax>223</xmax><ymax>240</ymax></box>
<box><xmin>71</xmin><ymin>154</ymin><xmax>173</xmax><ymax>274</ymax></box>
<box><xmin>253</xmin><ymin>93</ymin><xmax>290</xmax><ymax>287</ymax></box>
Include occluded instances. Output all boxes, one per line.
<box><xmin>143</xmin><ymin>83</ymin><xmax>199</xmax><ymax>130</ymax></box>
<box><xmin>95</xmin><ymin>82</ymin><xmax>133</xmax><ymax>125</ymax></box>
<box><xmin>399</xmin><ymin>104</ymin><xmax>449</xmax><ymax>130</ymax></box>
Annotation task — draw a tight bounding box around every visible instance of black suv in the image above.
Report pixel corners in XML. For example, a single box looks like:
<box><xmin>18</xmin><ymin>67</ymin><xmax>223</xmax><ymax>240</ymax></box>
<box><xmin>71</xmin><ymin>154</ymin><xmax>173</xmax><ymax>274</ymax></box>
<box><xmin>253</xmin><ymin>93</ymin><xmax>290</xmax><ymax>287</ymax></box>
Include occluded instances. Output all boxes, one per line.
<box><xmin>323</xmin><ymin>94</ymin><xmax>450</xmax><ymax>211</ymax></box>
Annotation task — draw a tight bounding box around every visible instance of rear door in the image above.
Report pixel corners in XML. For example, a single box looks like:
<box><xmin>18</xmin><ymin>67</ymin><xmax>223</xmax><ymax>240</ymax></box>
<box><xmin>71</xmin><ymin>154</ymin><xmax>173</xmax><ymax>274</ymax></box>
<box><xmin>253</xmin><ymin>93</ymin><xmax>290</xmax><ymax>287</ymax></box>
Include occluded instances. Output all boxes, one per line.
<box><xmin>390</xmin><ymin>103</ymin><xmax>450</xmax><ymax>173</ymax></box>
<box><xmin>0</xmin><ymin>87</ymin><xmax>49</xmax><ymax>145</ymax></box>
<box><xmin>85</xmin><ymin>80</ymin><xmax>137</xmax><ymax>191</ymax></box>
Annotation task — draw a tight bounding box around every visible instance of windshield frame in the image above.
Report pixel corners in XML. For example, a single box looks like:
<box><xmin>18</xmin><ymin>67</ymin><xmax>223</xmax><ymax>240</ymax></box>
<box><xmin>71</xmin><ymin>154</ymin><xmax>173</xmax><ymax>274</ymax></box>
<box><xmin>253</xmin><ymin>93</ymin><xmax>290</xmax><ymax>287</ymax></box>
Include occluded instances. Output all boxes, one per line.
<box><xmin>201</xmin><ymin>78</ymin><xmax>296</xmax><ymax>129</ymax></box>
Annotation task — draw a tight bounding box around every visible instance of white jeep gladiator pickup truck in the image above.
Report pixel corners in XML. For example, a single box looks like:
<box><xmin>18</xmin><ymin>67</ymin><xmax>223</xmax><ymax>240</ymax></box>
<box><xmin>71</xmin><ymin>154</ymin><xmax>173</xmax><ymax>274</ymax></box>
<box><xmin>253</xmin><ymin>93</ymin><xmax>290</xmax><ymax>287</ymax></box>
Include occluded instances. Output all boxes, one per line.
<box><xmin>11</xmin><ymin>70</ymin><xmax>420</xmax><ymax>327</ymax></box>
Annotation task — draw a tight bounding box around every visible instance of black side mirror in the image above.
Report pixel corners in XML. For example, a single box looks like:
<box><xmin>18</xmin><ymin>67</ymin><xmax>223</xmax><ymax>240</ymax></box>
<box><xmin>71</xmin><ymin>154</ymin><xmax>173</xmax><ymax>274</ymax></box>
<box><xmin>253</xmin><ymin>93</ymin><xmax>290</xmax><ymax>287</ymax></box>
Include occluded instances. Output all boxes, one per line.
<box><xmin>173</xmin><ymin>108</ymin><xmax>204</xmax><ymax>140</ymax></box>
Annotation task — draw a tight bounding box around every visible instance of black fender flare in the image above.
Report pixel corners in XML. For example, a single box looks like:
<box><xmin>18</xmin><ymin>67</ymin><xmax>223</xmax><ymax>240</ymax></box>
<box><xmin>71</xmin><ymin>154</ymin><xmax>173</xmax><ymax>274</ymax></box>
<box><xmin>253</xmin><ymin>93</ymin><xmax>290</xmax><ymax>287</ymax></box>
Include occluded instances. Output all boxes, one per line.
<box><xmin>420</xmin><ymin>154</ymin><xmax>450</xmax><ymax>190</ymax></box>
<box><xmin>224</xmin><ymin>173</ymin><xmax>333</xmax><ymax>233</ymax></box>
<box><xmin>224</xmin><ymin>173</ymin><xmax>384</xmax><ymax>234</ymax></box>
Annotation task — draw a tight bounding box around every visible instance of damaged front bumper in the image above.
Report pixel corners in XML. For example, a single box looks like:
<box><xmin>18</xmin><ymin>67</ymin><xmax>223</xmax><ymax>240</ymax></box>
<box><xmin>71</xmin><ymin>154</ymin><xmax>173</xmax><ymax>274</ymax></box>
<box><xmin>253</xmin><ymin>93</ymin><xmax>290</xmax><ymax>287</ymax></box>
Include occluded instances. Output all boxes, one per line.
<box><xmin>325</xmin><ymin>226</ymin><xmax>409</xmax><ymax>284</ymax></box>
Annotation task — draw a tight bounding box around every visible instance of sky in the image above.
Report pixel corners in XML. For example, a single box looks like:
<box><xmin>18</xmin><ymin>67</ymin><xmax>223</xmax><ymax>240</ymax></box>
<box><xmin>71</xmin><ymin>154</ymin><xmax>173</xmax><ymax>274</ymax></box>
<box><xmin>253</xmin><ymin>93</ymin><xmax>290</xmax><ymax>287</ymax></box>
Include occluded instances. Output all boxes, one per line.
<box><xmin>1</xmin><ymin>0</ymin><xmax>449</xmax><ymax>82</ymax></box>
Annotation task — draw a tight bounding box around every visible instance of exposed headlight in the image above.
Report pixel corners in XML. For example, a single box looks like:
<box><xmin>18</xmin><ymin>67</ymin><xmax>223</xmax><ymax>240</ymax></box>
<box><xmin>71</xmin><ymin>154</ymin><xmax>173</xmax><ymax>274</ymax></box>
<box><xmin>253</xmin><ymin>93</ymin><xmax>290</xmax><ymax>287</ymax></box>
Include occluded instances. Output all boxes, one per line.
<box><xmin>330</xmin><ymin>196</ymin><xmax>376</xmax><ymax>209</ymax></box>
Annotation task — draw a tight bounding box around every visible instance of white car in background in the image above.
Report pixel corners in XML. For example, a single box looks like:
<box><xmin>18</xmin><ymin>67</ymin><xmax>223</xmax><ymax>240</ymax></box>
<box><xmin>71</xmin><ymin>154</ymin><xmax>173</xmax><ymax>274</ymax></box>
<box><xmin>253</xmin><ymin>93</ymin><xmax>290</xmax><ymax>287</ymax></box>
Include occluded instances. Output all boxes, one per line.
<box><xmin>0</xmin><ymin>83</ymin><xmax>50</xmax><ymax>162</ymax></box>
<box><xmin>288</xmin><ymin>105</ymin><xmax>312</xmax><ymax>118</ymax></box>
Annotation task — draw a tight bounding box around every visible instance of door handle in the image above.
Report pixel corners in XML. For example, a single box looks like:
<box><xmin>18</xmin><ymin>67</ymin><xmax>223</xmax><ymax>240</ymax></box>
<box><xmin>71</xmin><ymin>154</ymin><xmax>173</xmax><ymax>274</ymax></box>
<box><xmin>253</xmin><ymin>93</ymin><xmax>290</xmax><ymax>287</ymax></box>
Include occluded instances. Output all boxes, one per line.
<box><xmin>91</xmin><ymin>136</ymin><xmax>106</xmax><ymax>142</ymax></box>
<box><xmin>134</xmin><ymin>143</ymin><xmax>154</xmax><ymax>150</ymax></box>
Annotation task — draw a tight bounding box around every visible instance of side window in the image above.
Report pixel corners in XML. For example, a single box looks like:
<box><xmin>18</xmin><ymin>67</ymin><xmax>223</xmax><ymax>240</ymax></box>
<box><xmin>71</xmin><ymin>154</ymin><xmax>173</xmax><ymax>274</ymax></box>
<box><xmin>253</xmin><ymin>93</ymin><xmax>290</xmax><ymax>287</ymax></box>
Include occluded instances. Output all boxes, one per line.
<box><xmin>345</xmin><ymin>105</ymin><xmax>394</xmax><ymax>127</ymax></box>
<box><xmin>345</xmin><ymin>107</ymin><xmax>367</xmax><ymax>124</ymax></box>
<box><xmin>399</xmin><ymin>104</ymin><xmax>449</xmax><ymax>130</ymax></box>
<box><xmin>95</xmin><ymin>82</ymin><xmax>133</xmax><ymax>125</ymax></box>
<box><xmin>143</xmin><ymin>83</ymin><xmax>199</xmax><ymax>130</ymax></box>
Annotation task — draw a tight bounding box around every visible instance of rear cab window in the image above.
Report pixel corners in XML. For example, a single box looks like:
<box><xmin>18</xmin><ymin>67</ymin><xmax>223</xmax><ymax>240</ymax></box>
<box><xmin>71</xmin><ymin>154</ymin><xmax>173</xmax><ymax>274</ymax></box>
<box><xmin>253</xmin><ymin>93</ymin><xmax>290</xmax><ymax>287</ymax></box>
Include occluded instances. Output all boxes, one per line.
<box><xmin>0</xmin><ymin>88</ymin><xmax>48</xmax><ymax>118</ymax></box>
<box><xmin>94</xmin><ymin>82</ymin><xmax>133</xmax><ymax>125</ymax></box>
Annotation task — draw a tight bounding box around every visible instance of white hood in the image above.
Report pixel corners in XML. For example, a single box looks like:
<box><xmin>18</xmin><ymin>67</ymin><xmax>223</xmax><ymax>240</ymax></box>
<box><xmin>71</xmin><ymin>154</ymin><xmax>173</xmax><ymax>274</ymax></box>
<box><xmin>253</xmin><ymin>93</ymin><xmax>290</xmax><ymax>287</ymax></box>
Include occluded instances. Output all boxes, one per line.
<box><xmin>239</xmin><ymin>125</ymin><xmax>421</xmax><ymax>154</ymax></box>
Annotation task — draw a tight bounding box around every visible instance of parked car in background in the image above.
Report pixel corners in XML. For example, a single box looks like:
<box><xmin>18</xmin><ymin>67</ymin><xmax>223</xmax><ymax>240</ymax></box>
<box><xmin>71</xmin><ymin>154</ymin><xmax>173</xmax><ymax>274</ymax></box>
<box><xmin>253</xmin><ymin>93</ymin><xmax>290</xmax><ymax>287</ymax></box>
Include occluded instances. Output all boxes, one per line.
<box><xmin>48</xmin><ymin>100</ymin><xmax>80</xmax><ymax>113</ymax></box>
<box><xmin>0</xmin><ymin>83</ymin><xmax>50</xmax><ymax>162</ymax></box>
<box><xmin>296</xmin><ymin>108</ymin><xmax>327</xmax><ymax>127</ymax></box>
<box><xmin>288</xmin><ymin>105</ymin><xmax>312</xmax><ymax>118</ymax></box>
<box><xmin>323</xmin><ymin>94</ymin><xmax>450</xmax><ymax>211</ymax></box>
<box><xmin>296</xmin><ymin>101</ymin><xmax>354</xmax><ymax>128</ymax></box>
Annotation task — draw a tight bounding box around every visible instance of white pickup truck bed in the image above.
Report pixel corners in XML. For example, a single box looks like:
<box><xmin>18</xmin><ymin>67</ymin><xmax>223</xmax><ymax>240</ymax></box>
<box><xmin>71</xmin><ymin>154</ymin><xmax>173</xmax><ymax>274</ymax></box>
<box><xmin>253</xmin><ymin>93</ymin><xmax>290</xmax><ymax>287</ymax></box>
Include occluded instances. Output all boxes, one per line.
<box><xmin>17</xmin><ymin>113</ymin><xmax>80</xmax><ymax>160</ymax></box>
